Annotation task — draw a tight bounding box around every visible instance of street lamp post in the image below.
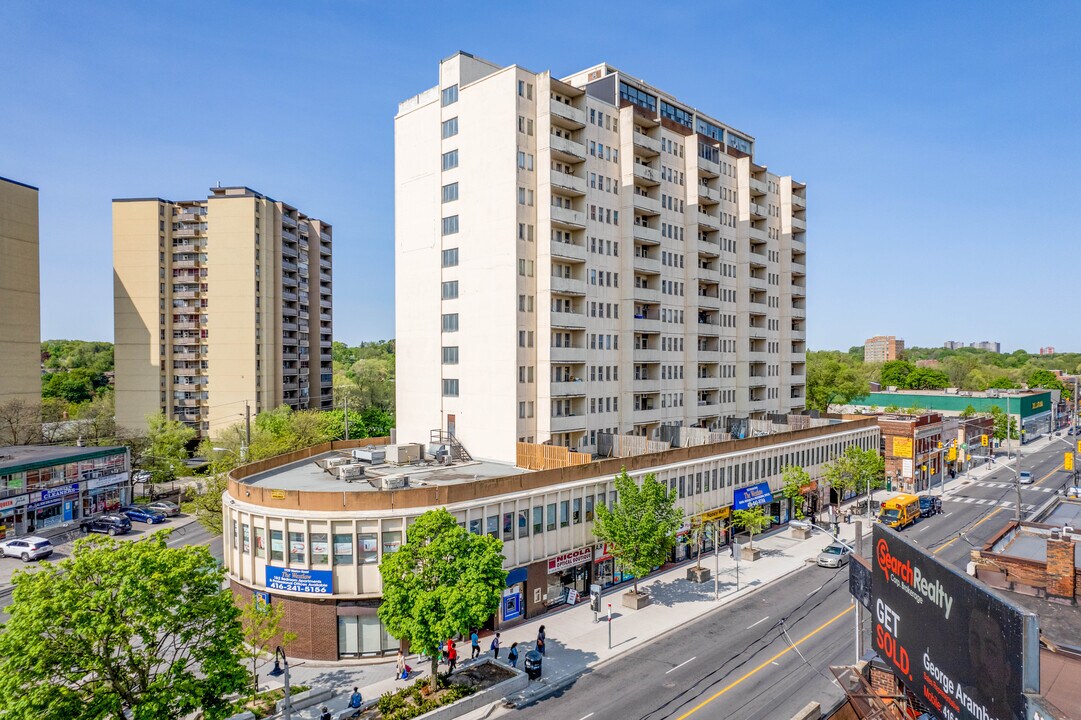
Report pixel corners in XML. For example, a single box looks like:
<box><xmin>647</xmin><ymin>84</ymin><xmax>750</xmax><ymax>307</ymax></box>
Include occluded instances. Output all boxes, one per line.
<box><xmin>266</xmin><ymin>646</ymin><xmax>292</xmax><ymax>720</ymax></box>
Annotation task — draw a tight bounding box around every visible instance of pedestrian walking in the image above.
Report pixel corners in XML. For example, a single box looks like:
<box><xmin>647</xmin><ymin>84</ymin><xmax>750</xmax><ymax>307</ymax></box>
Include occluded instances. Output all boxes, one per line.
<box><xmin>490</xmin><ymin>632</ymin><xmax>501</xmax><ymax>659</ymax></box>
<box><xmin>536</xmin><ymin>625</ymin><xmax>546</xmax><ymax>656</ymax></box>
<box><xmin>470</xmin><ymin>629</ymin><xmax>480</xmax><ymax>659</ymax></box>
<box><xmin>508</xmin><ymin>642</ymin><xmax>519</xmax><ymax>668</ymax></box>
<box><xmin>395</xmin><ymin>649</ymin><xmax>407</xmax><ymax>680</ymax></box>
<box><xmin>447</xmin><ymin>639</ymin><xmax>458</xmax><ymax>672</ymax></box>
<box><xmin>319</xmin><ymin>707</ymin><xmax>332</xmax><ymax>720</ymax></box>
<box><xmin>440</xmin><ymin>639</ymin><xmax>449</xmax><ymax>665</ymax></box>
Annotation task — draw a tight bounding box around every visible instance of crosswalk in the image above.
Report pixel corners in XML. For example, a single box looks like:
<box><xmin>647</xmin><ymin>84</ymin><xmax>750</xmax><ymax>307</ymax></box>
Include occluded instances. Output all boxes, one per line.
<box><xmin>962</xmin><ymin>480</ymin><xmax>1055</xmax><ymax>493</ymax></box>
<box><xmin>943</xmin><ymin>496</ymin><xmax>1036</xmax><ymax>511</ymax></box>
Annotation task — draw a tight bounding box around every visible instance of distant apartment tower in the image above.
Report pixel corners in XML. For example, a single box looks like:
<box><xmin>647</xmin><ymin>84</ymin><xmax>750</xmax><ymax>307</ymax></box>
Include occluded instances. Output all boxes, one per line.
<box><xmin>396</xmin><ymin>53</ymin><xmax>808</xmax><ymax>463</ymax></box>
<box><xmin>943</xmin><ymin>340</ymin><xmax>963</xmax><ymax>350</ymax></box>
<box><xmin>114</xmin><ymin>186</ymin><xmax>333</xmax><ymax>435</ymax></box>
<box><xmin>970</xmin><ymin>341</ymin><xmax>1001</xmax><ymax>353</ymax></box>
<box><xmin>864</xmin><ymin>336</ymin><xmax>904</xmax><ymax>363</ymax></box>
<box><xmin>1039</xmin><ymin>346</ymin><xmax>1055</xmax><ymax>356</ymax></box>
<box><xmin>0</xmin><ymin>176</ymin><xmax>41</xmax><ymax>407</ymax></box>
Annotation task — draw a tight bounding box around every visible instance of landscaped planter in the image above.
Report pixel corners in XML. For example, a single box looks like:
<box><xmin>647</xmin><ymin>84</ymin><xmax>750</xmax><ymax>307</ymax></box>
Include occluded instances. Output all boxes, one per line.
<box><xmin>622</xmin><ymin>590</ymin><xmax>651</xmax><ymax>609</ymax></box>
<box><xmin>276</xmin><ymin>686</ymin><xmax>331</xmax><ymax>714</ymax></box>
<box><xmin>790</xmin><ymin>527</ymin><xmax>813</xmax><ymax>540</ymax></box>
<box><xmin>740</xmin><ymin>546</ymin><xmax>762</xmax><ymax>562</ymax></box>
<box><xmin>409</xmin><ymin>661</ymin><xmax>527</xmax><ymax>720</ymax></box>
<box><xmin>686</xmin><ymin>566</ymin><xmax>711</xmax><ymax>583</ymax></box>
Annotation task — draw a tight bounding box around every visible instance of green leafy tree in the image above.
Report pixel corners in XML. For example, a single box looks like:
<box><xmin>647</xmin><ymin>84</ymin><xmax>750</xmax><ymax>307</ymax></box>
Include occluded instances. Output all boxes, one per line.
<box><xmin>592</xmin><ymin>469</ymin><xmax>683</xmax><ymax>595</ymax></box>
<box><xmin>142</xmin><ymin>413</ymin><xmax>197</xmax><ymax>494</ymax></box>
<box><xmin>903</xmin><ymin>367</ymin><xmax>950</xmax><ymax>390</ymax></box>
<box><xmin>732</xmin><ymin>506</ymin><xmax>770</xmax><ymax>549</ymax></box>
<box><xmin>184</xmin><ymin>472</ymin><xmax>229</xmax><ymax>535</ymax></box>
<box><xmin>987</xmin><ymin>376</ymin><xmax>1020</xmax><ymax>389</ymax></box>
<box><xmin>883</xmin><ymin>404</ymin><xmax>901</xmax><ymax>414</ymax></box>
<box><xmin>238</xmin><ymin>594</ymin><xmax>296</xmax><ymax>702</ymax></box>
<box><xmin>779</xmin><ymin>465</ymin><xmax>812</xmax><ymax>519</ymax></box>
<box><xmin>0</xmin><ymin>533</ymin><xmax>246</xmax><ymax>720</ymax></box>
<box><xmin>806</xmin><ymin>352</ymin><xmax>869</xmax><ymax>413</ymax></box>
<box><xmin>378</xmin><ymin>509</ymin><xmax>506</xmax><ymax>688</ymax></box>
<box><xmin>879</xmin><ymin>360</ymin><xmax>914</xmax><ymax>388</ymax></box>
<box><xmin>359</xmin><ymin>405</ymin><xmax>395</xmax><ymax>437</ymax></box>
<box><xmin>989</xmin><ymin>405</ymin><xmax>1019</xmax><ymax>441</ymax></box>
<box><xmin>41</xmin><ymin>367</ymin><xmax>106</xmax><ymax>404</ymax></box>
<box><xmin>960</xmin><ymin>404</ymin><xmax>977</xmax><ymax>418</ymax></box>
<box><xmin>1027</xmin><ymin>369</ymin><xmax>1068</xmax><ymax>398</ymax></box>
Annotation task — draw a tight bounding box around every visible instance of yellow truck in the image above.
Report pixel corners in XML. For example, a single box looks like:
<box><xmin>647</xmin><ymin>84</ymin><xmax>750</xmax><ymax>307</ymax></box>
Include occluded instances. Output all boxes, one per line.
<box><xmin>878</xmin><ymin>494</ymin><xmax>920</xmax><ymax>529</ymax></box>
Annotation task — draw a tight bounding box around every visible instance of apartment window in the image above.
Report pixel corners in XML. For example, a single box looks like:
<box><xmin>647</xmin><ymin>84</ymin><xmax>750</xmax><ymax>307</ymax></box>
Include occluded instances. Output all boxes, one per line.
<box><xmin>442</xmin><ymin>346</ymin><xmax>459</xmax><ymax>364</ymax></box>
<box><xmin>442</xmin><ymin>379</ymin><xmax>459</xmax><ymax>397</ymax></box>
<box><xmin>441</xmin><ymin>150</ymin><xmax>459</xmax><ymax>171</ymax></box>
<box><xmin>441</xmin><ymin>247</ymin><xmax>459</xmax><ymax>267</ymax></box>
<box><xmin>441</xmin><ymin>84</ymin><xmax>458</xmax><ymax>106</ymax></box>
<box><xmin>441</xmin><ymin>117</ymin><xmax>459</xmax><ymax>138</ymax></box>
<box><xmin>546</xmin><ymin>503</ymin><xmax>556</xmax><ymax>532</ymax></box>
<box><xmin>441</xmin><ymin>280</ymin><xmax>459</xmax><ymax>299</ymax></box>
<box><xmin>442</xmin><ymin>182</ymin><xmax>459</xmax><ymax>203</ymax></box>
<box><xmin>559</xmin><ymin>500</ymin><xmax>569</xmax><ymax>528</ymax></box>
<box><xmin>533</xmin><ymin>506</ymin><xmax>543</xmax><ymax>534</ymax></box>
<box><xmin>441</xmin><ymin>313</ymin><xmax>459</xmax><ymax>332</ymax></box>
<box><xmin>441</xmin><ymin>216</ymin><xmax>459</xmax><ymax>236</ymax></box>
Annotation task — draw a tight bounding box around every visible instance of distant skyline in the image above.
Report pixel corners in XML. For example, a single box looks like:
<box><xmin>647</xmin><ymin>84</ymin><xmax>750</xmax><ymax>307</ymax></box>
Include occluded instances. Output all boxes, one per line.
<box><xmin>1</xmin><ymin>1</ymin><xmax>1077</xmax><ymax>352</ymax></box>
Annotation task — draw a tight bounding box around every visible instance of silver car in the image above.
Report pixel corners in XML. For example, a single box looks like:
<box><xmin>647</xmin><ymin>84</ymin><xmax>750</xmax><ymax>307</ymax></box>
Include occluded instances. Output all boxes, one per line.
<box><xmin>0</xmin><ymin>536</ymin><xmax>54</xmax><ymax>562</ymax></box>
<box><xmin>816</xmin><ymin>543</ymin><xmax>852</xmax><ymax>568</ymax></box>
<box><xmin>147</xmin><ymin>500</ymin><xmax>181</xmax><ymax>517</ymax></box>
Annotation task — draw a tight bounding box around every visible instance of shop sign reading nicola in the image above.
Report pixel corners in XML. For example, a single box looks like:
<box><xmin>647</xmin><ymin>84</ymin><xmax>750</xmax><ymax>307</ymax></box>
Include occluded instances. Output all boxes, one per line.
<box><xmin>265</xmin><ymin>566</ymin><xmax>333</xmax><ymax>595</ymax></box>
<box><xmin>547</xmin><ymin>547</ymin><xmax>593</xmax><ymax>573</ymax></box>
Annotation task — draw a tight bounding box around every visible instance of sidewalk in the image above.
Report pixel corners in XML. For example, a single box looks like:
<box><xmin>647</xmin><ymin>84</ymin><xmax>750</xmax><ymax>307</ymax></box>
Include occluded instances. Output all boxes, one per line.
<box><xmin>274</xmin><ymin>520</ymin><xmax>866</xmax><ymax>719</ymax></box>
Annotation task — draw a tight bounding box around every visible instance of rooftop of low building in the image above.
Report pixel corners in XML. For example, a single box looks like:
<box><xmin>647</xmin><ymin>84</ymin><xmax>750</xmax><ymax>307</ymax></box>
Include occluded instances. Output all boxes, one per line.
<box><xmin>0</xmin><ymin>445</ymin><xmax>127</xmax><ymax>474</ymax></box>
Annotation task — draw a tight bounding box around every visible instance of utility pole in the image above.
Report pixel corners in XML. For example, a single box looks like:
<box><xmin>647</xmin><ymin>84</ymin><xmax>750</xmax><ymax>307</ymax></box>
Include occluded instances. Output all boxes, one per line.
<box><xmin>243</xmin><ymin>401</ymin><xmax>252</xmax><ymax>462</ymax></box>
<box><xmin>1074</xmin><ymin>377</ymin><xmax>1079</xmax><ymax>487</ymax></box>
<box><xmin>1008</xmin><ymin>394</ymin><xmax>1022</xmax><ymax>522</ymax></box>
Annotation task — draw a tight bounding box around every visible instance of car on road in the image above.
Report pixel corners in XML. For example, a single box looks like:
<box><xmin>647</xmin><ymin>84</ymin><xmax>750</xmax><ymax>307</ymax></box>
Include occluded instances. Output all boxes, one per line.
<box><xmin>119</xmin><ymin>505</ymin><xmax>168</xmax><ymax>524</ymax></box>
<box><xmin>132</xmin><ymin>470</ymin><xmax>151</xmax><ymax>483</ymax></box>
<box><xmin>918</xmin><ymin>496</ymin><xmax>942</xmax><ymax>517</ymax></box>
<box><xmin>1019</xmin><ymin>471</ymin><xmax>1033</xmax><ymax>485</ymax></box>
<box><xmin>0</xmin><ymin>536</ymin><xmax>54</xmax><ymax>562</ymax></box>
<box><xmin>816</xmin><ymin>543</ymin><xmax>852</xmax><ymax>568</ymax></box>
<box><xmin>80</xmin><ymin>514</ymin><xmax>132</xmax><ymax>536</ymax></box>
<box><xmin>146</xmin><ymin>500</ymin><xmax>181</xmax><ymax>517</ymax></box>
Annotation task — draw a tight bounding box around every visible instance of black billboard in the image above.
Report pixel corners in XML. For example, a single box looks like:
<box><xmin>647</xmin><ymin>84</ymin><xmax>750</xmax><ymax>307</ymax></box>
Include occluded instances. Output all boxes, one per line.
<box><xmin>871</xmin><ymin>525</ymin><xmax>1031</xmax><ymax>720</ymax></box>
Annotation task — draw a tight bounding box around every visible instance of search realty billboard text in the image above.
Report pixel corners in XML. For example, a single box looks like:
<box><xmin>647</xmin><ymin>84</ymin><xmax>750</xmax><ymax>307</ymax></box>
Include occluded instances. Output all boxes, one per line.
<box><xmin>871</xmin><ymin>525</ymin><xmax>1036</xmax><ymax>720</ymax></box>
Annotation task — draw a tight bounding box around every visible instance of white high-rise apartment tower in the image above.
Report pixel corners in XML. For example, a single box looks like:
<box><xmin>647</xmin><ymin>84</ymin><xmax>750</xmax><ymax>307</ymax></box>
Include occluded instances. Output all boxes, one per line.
<box><xmin>396</xmin><ymin>53</ymin><xmax>807</xmax><ymax>463</ymax></box>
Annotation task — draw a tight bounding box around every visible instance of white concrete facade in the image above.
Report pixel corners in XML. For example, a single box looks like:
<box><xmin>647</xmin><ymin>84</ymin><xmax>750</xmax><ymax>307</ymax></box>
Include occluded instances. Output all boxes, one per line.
<box><xmin>396</xmin><ymin>53</ymin><xmax>808</xmax><ymax>464</ymax></box>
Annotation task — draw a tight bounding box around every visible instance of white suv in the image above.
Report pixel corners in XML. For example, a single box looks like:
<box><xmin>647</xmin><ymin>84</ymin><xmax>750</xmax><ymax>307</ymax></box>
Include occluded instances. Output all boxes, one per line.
<box><xmin>0</xmin><ymin>536</ymin><xmax>54</xmax><ymax>562</ymax></box>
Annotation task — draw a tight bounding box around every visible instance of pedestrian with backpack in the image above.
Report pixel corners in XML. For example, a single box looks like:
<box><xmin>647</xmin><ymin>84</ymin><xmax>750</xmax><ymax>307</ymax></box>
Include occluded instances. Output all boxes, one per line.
<box><xmin>508</xmin><ymin>642</ymin><xmax>519</xmax><ymax>668</ymax></box>
<box><xmin>490</xmin><ymin>632</ymin><xmax>501</xmax><ymax>659</ymax></box>
<box><xmin>348</xmin><ymin>687</ymin><xmax>363</xmax><ymax>709</ymax></box>
<box><xmin>537</xmin><ymin>625</ymin><xmax>546</xmax><ymax>656</ymax></box>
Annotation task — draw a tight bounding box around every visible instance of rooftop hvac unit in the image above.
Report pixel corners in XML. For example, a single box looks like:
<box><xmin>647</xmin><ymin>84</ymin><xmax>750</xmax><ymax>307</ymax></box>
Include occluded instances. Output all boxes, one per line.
<box><xmin>325</xmin><ymin>457</ymin><xmax>352</xmax><ymax>469</ymax></box>
<box><xmin>377</xmin><ymin>474</ymin><xmax>408</xmax><ymax>490</ymax></box>
<box><xmin>352</xmin><ymin>447</ymin><xmax>386</xmax><ymax>464</ymax></box>
<box><xmin>337</xmin><ymin>464</ymin><xmax>365</xmax><ymax>482</ymax></box>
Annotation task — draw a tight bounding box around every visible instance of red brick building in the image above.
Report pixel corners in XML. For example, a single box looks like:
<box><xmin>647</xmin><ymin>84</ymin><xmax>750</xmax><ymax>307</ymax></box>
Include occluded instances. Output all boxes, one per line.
<box><xmin>877</xmin><ymin>413</ymin><xmax>943</xmax><ymax>493</ymax></box>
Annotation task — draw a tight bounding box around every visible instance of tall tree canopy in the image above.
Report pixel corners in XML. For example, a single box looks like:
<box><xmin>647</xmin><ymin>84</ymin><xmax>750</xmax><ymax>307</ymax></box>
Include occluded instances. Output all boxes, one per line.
<box><xmin>806</xmin><ymin>352</ymin><xmax>869</xmax><ymax>413</ymax></box>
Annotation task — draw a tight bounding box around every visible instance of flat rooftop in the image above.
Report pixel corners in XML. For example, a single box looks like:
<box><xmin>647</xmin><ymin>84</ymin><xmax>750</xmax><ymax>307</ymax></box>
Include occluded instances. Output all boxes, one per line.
<box><xmin>241</xmin><ymin>450</ymin><xmax>529</xmax><ymax>493</ymax></box>
<box><xmin>1039</xmin><ymin>500</ymin><xmax>1081</xmax><ymax>528</ymax></box>
<box><xmin>0</xmin><ymin>445</ymin><xmax>126</xmax><ymax>474</ymax></box>
<box><xmin>995</xmin><ymin>531</ymin><xmax>1081</xmax><ymax>565</ymax></box>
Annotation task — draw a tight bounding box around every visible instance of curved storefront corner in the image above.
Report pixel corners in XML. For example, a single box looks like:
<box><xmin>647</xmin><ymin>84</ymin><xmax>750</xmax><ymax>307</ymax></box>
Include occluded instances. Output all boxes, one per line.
<box><xmin>223</xmin><ymin>421</ymin><xmax>879</xmax><ymax>661</ymax></box>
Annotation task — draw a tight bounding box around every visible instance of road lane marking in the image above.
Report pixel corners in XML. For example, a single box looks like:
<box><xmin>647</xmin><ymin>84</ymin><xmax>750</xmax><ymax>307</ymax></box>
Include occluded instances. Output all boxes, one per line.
<box><xmin>747</xmin><ymin>616</ymin><xmax>769</xmax><ymax>629</ymax></box>
<box><xmin>673</xmin><ymin>605</ymin><xmax>853</xmax><ymax>720</ymax></box>
<box><xmin>934</xmin><ymin>507</ymin><xmax>1003</xmax><ymax>555</ymax></box>
<box><xmin>666</xmin><ymin>657</ymin><xmax>696</xmax><ymax>674</ymax></box>
<box><xmin>578</xmin><ymin>714</ymin><xmax>594</xmax><ymax>720</ymax></box>
<box><xmin>807</xmin><ymin>585</ymin><xmax>824</xmax><ymax>596</ymax></box>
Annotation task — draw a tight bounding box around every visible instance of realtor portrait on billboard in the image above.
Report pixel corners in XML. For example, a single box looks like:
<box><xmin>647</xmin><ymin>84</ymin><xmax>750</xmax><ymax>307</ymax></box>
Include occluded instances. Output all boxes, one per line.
<box><xmin>871</xmin><ymin>525</ymin><xmax>1031</xmax><ymax>720</ymax></box>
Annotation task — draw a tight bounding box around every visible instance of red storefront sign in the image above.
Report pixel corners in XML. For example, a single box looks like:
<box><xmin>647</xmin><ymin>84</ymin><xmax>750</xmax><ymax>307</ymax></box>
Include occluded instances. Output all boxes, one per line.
<box><xmin>799</xmin><ymin>481</ymin><xmax>818</xmax><ymax>494</ymax></box>
<box><xmin>547</xmin><ymin>547</ymin><xmax>593</xmax><ymax>573</ymax></box>
<box><xmin>594</xmin><ymin>543</ymin><xmax>615</xmax><ymax>562</ymax></box>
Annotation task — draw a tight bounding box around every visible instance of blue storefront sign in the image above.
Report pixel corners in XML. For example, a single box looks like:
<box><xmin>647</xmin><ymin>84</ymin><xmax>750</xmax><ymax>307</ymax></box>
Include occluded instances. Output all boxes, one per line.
<box><xmin>265</xmin><ymin>566</ymin><xmax>333</xmax><ymax>595</ymax></box>
<box><xmin>733</xmin><ymin>482</ymin><xmax>774</xmax><ymax>510</ymax></box>
<box><xmin>28</xmin><ymin>483</ymin><xmax>81</xmax><ymax>510</ymax></box>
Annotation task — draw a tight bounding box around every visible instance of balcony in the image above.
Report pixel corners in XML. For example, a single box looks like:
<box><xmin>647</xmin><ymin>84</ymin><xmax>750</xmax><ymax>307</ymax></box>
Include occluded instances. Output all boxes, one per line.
<box><xmin>551</xmin><ymin>380</ymin><xmax>588</xmax><ymax>397</ymax></box>
<box><xmin>697</xmin><ymin>376</ymin><xmax>720</xmax><ymax>389</ymax></box>
<box><xmin>697</xmin><ymin>210</ymin><xmax>720</xmax><ymax>231</ymax></box>
<box><xmin>634</xmin><ymin>317</ymin><xmax>662</xmax><ymax>334</ymax></box>
<box><xmin>551</xmin><ymin>205</ymin><xmax>586</xmax><ymax>229</ymax></box>
<box><xmin>633</xmin><ymin>254</ymin><xmax>660</xmax><ymax>275</ymax></box>
<box><xmin>175</xmin><ymin>398</ymin><xmax>201</xmax><ymax>408</ymax></box>
<box><xmin>697</xmin><ymin>292</ymin><xmax>721</xmax><ymax>309</ymax></box>
<box><xmin>791</xmin><ymin>282</ymin><xmax>807</xmax><ymax>297</ymax></box>
<box><xmin>633</xmin><ymin>285</ymin><xmax>661</xmax><ymax>304</ymax></box>
<box><xmin>750</xmin><ymin>178</ymin><xmax>768</xmax><ymax>196</ymax></box>
<box><xmin>633</xmin><ymin>347</ymin><xmax>661</xmax><ymax>364</ymax></box>
<box><xmin>319</xmin><ymin>257</ymin><xmax>331</xmax><ymax>269</ymax></box>
<box><xmin>551</xmin><ymin>170</ymin><xmax>586</xmax><ymax>196</ymax></box>
<box><xmin>550</xmin><ymin>346</ymin><xmax>586</xmax><ymax>364</ymax></box>
<box><xmin>550</xmin><ymin>275</ymin><xmax>586</xmax><ymax>296</ymax></box>
<box><xmin>633</xmin><ymin>163</ymin><xmax>660</xmax><ymax>185</ymax></box>
<box><xmin>633</xmin><ymin>193</ymin><xmax>661</xmax><ymax>215</ymax></box>
<box><xmin>551</xmin><ymin>239</ymin><xmax>587</xmax><ymax>263</ymax></box>
<box><xmin>171</xmin><ymin>242</ymin><xmax>198</xmax><ymax>253</ymax></box>
<box><xmin>282</xmin><ymin>260</ymin><xmax>298</xmax><ymax>272</ymax></box>
<box><xmin>550</xmin><ymin>135</ymin><xmax>586</xmax><ymax>162</ymax></box>
<box><xmin>177</xmin><ymin>212</ymin><xmax>203</xmax><ymax>223</ymax></box>
<box><xmin>632</xmin><ymin>132</ymin><xmax>661</xmax><ymax>156</ymax></box>
<box><xmin>550</xmin><ymin>413</ymin><xmax>587</xmax><ymax>433</ymax></box>
<box><xmin>281</xmin><ymin>243</ymin><xmax>298</xmax><ymax>259</ymax></box>
<box><xmin>750</xmin><ymin>202</ymin><xmax>767</xmax><ymax>220</ymax></box>
<box><xmin>282</xmin><ymin>305</ymin><xmax>298</xmax><ymax>317</ymax></box>
<box><xmin>632</xmin><ymin>407</ymin><xmax>662</xmax><ymax>424</ymax></box>
<box><xmin>791</xmin><ymin>216</ymin><xmax>806</xmax><ymax>233</ymax></box>
<box><xmin>748</xmin><ymin>226</ymin><xmax>768</xmax><ymax>244</ymax></box>
<box><xmin>698</xmin><ymin>185</ymin><xmax>720</xmax><ymax>204</ymax></box>
<box><xmin>550</xmin><ymin>311</ymin><xmax>586</xmax><ymax>329</ymax></box>
<box><xmin>632</xmin><ymin>224</ymin><xmax>660</xmax><ymax>245</ymax></box>
<box><xmin>697</xmin><ymin>156</ymin><xmax>720</xmax><ymax>177</ymax></box>
<box><xmin>282</xmin><ymin>228</ymin><xmax>298</xmax><ymax>243</ymax></box>
<box><xmin>172</xmin><ymin>367</ymin><xmax>199</xmax><ymax>376</ymax></box>
<box><xmin>550</xmin><ymin>101</ymin><xmax>586</xmax><ymax>128</ymax></box>
<box><xmin>283</xmin><ymin>291</ymin><xmax>299</xmax><ymax>302</ymax></box>
<box><xmin>172</xmin><ymin>259</ymin><xmax>198</xmax><ymax>269</ymax></box>
<box><xmin>792</xmin><ymin>194</ymin><xmax>806</xmax><ymax>209</ymax></box>
<box><xmin>172</xmin><ymin>321</ymin><xmax>200</xmax><ymax>330</ymax></box>
<box><xmin>173</xmin><ymin>227</ymin><xmax>197</xmax><ymax>238</ymax></box>
<box><xmin>281</xmin><ymin>214</ymin><xmax>298</xmax><ymax>229</ymax></box>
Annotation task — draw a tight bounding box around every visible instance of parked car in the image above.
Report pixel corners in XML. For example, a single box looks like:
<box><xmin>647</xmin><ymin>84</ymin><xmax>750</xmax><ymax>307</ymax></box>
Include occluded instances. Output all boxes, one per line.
<box><xmin>80</xmin><ymin>514</ymin><xmax>132</xmax><ymax>536</ymax></box>
<box><xmin>132</xmin><ymin>470</ymin><xmax>152</xmax><ymax>483</ymax></box>
<box><xmin>146</xmin><ymin>500</ymin><xmax>181</xmax><ymax>517</ymax></box>
<box><xmin>0</xmin><ymin>536</ymin><xmax>54</xmax><ymax>562</ymax></box>
<box><xmin>918</xmin><ymin>496</ymin><xmax>942</xmax><ymax>518</ymax></box>
<box><xmin>816</xmin><ymin>543</ymin><xmax>852</xmax><ymax>568</ymax></box>
<box><xmin>1019</xmin><ymin>471</ymin><xmax>1033</xmax><ymax>485</ymax></box>
<box><xmin>119</xmin><ymin>505</ymin><xmax>167</xmax><ymax>524</ymax></box>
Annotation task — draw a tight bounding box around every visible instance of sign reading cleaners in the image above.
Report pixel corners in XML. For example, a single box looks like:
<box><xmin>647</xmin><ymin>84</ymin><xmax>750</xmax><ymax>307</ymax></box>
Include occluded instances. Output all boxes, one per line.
<box><xmin>871</xmin><ymin>525</ymin><xmax>1028</xmax><ymax>720</ymax></box>
<box><xmin>265</xmin><ymin>566</ymin><xmax>333</xmax><ymax>595</ymax></box>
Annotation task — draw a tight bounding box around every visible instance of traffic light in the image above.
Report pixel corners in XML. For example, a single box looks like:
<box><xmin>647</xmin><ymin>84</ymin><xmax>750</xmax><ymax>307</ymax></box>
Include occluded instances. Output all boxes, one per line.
<box><xmin>937</xmin><ymin>441</ymin><xmax>943</xmax><ymax>449</ymax></box>
<box><xmin>1067</xmin><ymin>453</ymin><xmax>1075</xmax><ymax>472</ymax></box>
<box><xmin>981</xmin><ymin>435</ymin><xmax>989</xmax><ymax>447</ymax></box>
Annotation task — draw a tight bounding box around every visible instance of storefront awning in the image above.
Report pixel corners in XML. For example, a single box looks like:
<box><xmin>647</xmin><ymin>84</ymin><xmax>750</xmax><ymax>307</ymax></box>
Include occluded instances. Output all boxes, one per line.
<box><xmin>733</xmin><ymin>482</ymin><xmax>773</xmax><ymax>510</ymax></box>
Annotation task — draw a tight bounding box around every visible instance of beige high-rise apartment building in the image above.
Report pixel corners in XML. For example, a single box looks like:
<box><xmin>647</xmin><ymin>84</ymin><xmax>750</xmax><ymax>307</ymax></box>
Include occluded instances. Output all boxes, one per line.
<box><xmin>396</xmin><ymin>54</ymin><xmax>808</xmax><ymax>463</ymax></box>
<box><xmin>864</xmin><ymin>335</ymin><xmax>904</xmax><ymax>363</ymax></box>
<box><xmin>0</xmin><ymin>176</ymin><xmax>41</xmax><ymax>407</ymax></box>
<box><xmin>114</xmin><ymin>186</ymin><xmax>333</xmax><ymax>435</ymax></box>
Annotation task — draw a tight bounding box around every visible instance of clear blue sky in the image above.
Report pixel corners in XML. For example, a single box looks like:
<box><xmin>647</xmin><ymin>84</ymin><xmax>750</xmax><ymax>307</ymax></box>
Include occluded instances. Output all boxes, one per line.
<box><xmin>2</xmin><ymin>1</ymin><xmax>1077</xmax><ymax>352</ymax></box>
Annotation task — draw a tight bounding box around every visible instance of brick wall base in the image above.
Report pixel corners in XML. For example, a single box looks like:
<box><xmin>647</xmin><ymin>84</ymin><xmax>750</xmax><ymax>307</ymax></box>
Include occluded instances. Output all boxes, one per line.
<box><xmin>231</xmin><ymin>581</ymin><xmax>339</xmax><ymax>661</ymax></box>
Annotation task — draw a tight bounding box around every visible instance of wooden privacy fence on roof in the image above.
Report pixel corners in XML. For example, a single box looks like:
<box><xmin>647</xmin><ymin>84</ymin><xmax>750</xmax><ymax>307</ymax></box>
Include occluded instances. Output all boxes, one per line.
<box><xmin>516</xmin><ymin>442</ymin><xmax>593</xmax><ymax>470</ymax></box>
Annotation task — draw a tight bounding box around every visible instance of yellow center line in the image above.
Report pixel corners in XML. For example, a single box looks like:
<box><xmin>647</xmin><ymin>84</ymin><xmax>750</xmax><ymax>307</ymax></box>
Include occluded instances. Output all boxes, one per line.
<box><xmin>673</xmin><ymin>605</ymin><xmax>854</xmax><ymax>720</ymax></box>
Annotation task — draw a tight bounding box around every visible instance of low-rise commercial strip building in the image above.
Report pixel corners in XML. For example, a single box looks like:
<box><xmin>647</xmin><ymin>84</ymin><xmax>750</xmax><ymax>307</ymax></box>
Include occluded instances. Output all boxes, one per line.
<box><xmin>0</xmin><ymin>445</ymin><xmax>131</xmax><ymax>537</ymax></box>
<box><xmin>222</xmin><ymin>417</ymin><xmax>879</xmax><ymax>660</ymax></box>
<box><xmin>876</xmin><ymin>413</ymin><xmax>944</xmax><ymax>494</ymax></box>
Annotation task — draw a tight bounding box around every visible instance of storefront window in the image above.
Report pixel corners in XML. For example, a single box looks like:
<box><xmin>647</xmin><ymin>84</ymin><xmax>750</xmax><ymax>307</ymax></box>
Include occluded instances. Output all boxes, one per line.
<box><xmin>546</xmin><ymin>503</ymin><xmax>556</xmax><ymax>531</ymax></box>
<box><xmin>382</xmin><ymin>530</ymin><xmax>402</xmax><ymax>554</ymax></box>
<box><xmin>358</xmin><ymin>533</ymin><xmax>378</xmax><ymax>563</ymax></box>
<box><xmin>288</xmin><ymin>532</ymin><xmax>306</xmax><ymax>564</ymax></box>
<box><xmin>254</xmin><ymin>527</ymin><xmax>265</xmax><ymax>558</ymax></box>
<box><xmin>338</xmin><ymin>614</ymin><xmax>398</xmax><ymax>657</ymax></box>
<box><xmin>270</xmin><ymin>530</ymin><xmax>284</xmax><ymax>561</ymax></box>
<box><xmin>333</xmin><ymin>534</ymin><xmax>352</xmax><ymax>565</ymax></box>
<box><xmin>533</xmin><ymin>506</ymin><xmax>543</xmax><ymax>534</ymax></box>
<box><xmin>311</xmin><ymin>533</ymin><xmax>329</xmax><ymax>564</ymax></box>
